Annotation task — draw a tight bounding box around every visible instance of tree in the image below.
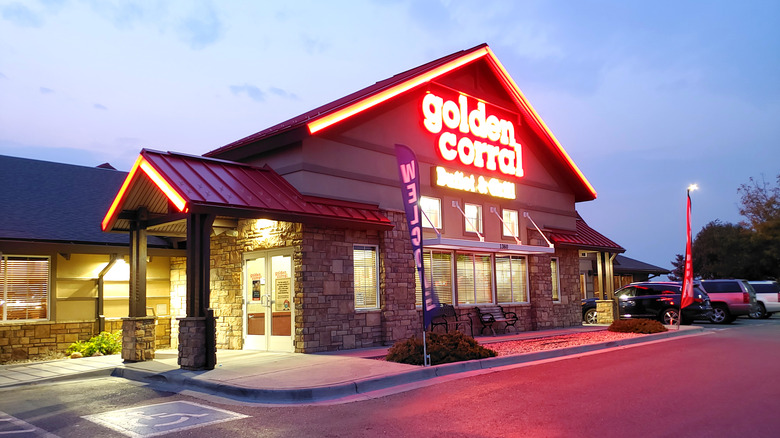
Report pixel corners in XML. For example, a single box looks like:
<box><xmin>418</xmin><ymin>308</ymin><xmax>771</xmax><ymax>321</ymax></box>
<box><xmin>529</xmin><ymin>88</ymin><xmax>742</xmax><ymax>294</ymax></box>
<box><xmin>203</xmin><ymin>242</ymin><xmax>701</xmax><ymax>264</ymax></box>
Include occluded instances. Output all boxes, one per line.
<box><xmin>668</xmin><ymin>254</ymin><xmax>685</xmax><ymax>281</ymax></box>
<box><xmin>737</xmin><ymin>174</ymin><xmax>780</xmax><ymax>231</ymax></box>
<box><xmin>691</xmin><ymin>220</ymin><xmax>761</xmax><ymax>279</ymax></box>
<box><xmin>738</xmin><ymin>174</ymin><xmax>780</xmax><ymax>280</ymax></box>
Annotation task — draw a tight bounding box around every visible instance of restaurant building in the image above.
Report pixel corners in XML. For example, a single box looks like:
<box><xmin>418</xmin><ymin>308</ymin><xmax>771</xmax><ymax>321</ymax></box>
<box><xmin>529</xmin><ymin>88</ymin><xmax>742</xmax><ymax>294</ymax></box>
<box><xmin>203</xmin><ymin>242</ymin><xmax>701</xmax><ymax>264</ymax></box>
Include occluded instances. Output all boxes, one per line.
<box><xmin>102</xmin><ymin>44</ymin><xmax>622</xmax><ymax>368</ymax></box>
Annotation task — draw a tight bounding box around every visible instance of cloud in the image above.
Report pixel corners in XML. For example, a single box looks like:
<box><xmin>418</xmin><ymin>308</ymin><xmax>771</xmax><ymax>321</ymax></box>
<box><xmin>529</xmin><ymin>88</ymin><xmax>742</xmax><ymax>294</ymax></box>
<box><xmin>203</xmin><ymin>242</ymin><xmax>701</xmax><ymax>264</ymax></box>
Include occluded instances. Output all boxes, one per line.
<box><xmin>86</xmin><ymin>0</ymin><xmax>146</xmax><ymax>30</ymax></box>
<box><xmin>39</xmin><ymin>87</ymin><xmax>54</xmax><ymax>94</ymax></box>
<box><xmin>230</xmin><ymin>84</ymin><xmax>266</xmax><ymax>102</ymax></box>
<box><xmin>1</xmin><ymin>2</ymin><xmax>44</xmax><ymax>27</ymax></box>
<box><xmin>269</xmin><ymin>87</ymin><xmax>298</xmax><ymax>100</ymax></box>
<box><xmin>0</xmin><ymin>72</ymin><xmax>7</xmax><ymax>80</ymax></box>
<box><xmin>177</xmin><ymin>2</ymin><xmax>223</xmax><ymax>50</ymax></box>
<box><xmin>94</xmin><ymin>103</ymin><xmax>108</xmax><ymax>110</ymax></box>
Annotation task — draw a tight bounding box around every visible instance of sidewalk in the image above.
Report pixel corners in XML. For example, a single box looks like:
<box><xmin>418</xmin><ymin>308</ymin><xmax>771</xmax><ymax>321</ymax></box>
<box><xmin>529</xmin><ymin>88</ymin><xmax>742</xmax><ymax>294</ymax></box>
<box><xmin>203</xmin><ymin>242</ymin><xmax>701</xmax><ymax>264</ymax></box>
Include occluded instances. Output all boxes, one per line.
<box><xmin>0</xmin><ymin>325</ymin><xmax>705</xmax><ymax>404</ymax></box>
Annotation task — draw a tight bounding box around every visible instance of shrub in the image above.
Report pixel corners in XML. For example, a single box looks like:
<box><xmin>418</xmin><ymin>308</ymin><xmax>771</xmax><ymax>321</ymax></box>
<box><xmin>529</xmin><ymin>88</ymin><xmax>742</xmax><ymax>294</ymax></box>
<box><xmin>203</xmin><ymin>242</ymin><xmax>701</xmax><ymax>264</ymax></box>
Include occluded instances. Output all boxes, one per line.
<box><xmin>608</xmin><ymin>318</ymin><xmax>668</xmax><ymax>334</ymax></box>
<box><xmin>385</xmin><ymin>331</ymin><xmax>496</xmax><ymax>365</ymax></box>
<box><xmin>66</xmin><ymin>331</ymin><xmax>122</xmax><ymax>357</ymax></box>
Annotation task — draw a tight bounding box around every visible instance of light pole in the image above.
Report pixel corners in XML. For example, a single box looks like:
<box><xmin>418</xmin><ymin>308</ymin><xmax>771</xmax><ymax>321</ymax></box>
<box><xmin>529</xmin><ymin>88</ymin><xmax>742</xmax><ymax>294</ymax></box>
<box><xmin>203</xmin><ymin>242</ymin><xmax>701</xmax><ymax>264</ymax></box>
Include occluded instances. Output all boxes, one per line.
<box><xmin>678</xmin><ymin>184</ymin><xmax>698</xmax><ymax>329</ymax></box>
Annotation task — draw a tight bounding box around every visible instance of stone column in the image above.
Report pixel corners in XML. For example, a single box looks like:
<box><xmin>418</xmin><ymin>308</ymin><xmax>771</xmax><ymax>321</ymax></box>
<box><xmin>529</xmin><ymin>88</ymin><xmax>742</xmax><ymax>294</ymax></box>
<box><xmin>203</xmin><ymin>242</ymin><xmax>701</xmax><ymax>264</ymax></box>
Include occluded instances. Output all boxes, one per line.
<box><xmin>177</xmin><ymin>314</ymin><xmax>216</xmax><ymax>370</ymax></box>
<box><xmin>596</xmin><ymin>300</ymin><xmax>618</xmax><ymax>324</ymax></box>
<box><xmin>121</xmin><ymin>317</ymin><xmax>156</xmax><ymax>362</ymax></box>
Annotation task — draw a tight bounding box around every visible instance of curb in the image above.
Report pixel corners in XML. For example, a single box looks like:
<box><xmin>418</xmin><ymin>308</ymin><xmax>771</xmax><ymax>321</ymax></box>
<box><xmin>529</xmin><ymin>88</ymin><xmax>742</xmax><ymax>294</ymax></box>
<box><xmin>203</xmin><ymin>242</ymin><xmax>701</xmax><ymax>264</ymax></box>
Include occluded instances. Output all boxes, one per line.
<box><xmin>117</xmin><ymin>326</ymin><xmax>704</xmax><ymax>404</ymax></box>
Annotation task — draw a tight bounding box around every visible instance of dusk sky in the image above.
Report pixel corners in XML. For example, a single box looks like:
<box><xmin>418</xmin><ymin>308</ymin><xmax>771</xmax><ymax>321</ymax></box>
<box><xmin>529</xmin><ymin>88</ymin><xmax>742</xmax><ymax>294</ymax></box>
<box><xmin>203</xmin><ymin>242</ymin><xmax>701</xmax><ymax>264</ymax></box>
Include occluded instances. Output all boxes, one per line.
<box><xmin>1</xmin><ymin>0</ymin><xmax>778</xmax><ymax>274</ymax></box>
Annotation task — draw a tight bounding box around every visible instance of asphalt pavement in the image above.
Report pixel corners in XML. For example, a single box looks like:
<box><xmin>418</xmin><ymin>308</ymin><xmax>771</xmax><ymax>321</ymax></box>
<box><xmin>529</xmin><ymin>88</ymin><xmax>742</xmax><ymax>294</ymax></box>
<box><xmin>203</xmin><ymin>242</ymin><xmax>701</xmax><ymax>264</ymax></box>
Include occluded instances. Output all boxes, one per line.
<box><xmin>0</xmin><ymin>325</ymin><xmax>704</xmax><ymax>405</ymax></box>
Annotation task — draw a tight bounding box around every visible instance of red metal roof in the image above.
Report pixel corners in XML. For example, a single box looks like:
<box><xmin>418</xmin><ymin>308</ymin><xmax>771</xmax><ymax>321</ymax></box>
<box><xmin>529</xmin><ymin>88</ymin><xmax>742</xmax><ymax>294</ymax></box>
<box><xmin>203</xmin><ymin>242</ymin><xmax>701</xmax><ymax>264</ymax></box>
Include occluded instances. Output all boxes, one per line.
<box><xmin>549</xmin><ymin>215</ymin><xmax>624</xmax><ymax>253</ymax></box>
<box><xmin>205</xmin><ymin>43</ymin><xmax>597</xmax><ymax>203</ymax></box>
<box><xmin>102</xmin><ymin>150</ymin><xmax>392</xmax><ymax>233</ymax></box>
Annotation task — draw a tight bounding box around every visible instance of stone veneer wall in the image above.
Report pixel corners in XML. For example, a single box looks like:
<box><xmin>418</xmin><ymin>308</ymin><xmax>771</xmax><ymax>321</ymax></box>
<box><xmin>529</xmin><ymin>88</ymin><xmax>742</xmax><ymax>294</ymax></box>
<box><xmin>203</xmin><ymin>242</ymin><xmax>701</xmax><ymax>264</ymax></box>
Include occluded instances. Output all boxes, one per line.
<box><xmin>378</xmin><ymin>210</ymin><xmax>419</xmax><ymax>344</ymax></box>
<box><xmin>169</xmin><ymin>256</ymin><xmax>187</xmax><ymax>349</ymax></box>
<box><xmin>207</xmin><ymin>220</ymin><xmax>303</xmax><ymax>351</ymax></box>
<box><xmin>0</xmin><ymin>321</ymin><xmax>96</xmax><ymax>363</ymax></box>
<box><xmin>204</xmin><ymin>212</ymin><xmax>419</xmax><ymax>354</ymax></box>
<box><xmin>296</xmin><ymin>210</ymin><xmax>417</xmax><ymax>352</ymax></box>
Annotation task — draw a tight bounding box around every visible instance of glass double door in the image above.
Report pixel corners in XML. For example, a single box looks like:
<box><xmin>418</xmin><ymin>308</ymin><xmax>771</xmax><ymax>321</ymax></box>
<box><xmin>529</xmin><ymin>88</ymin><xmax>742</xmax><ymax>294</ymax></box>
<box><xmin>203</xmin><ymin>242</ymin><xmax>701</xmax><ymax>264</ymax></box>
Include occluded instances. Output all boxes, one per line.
<box><xmin>243</xmin><ymin>249</ymin><xmax>293</xmax><ymax>352</ymax></box>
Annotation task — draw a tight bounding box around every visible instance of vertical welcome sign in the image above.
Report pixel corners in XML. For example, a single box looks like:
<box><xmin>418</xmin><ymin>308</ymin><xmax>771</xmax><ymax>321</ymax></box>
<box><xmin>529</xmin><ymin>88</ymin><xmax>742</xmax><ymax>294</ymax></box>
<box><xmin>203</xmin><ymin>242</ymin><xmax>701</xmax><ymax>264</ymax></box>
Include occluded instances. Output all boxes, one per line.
<box><xmin>395</xmin><ymin>144</ymin><xmax>441</xmax><ymax>329</ymax></box>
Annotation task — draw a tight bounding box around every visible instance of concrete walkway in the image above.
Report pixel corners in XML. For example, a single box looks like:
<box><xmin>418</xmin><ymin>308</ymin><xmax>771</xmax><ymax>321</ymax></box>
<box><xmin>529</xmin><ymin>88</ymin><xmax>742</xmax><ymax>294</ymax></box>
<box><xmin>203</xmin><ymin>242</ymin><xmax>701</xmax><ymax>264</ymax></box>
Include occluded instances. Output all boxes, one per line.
<box><xmin>0</xmin><ymin>325</ymin><xmax>704</xmax><ymax>404</ymax></box>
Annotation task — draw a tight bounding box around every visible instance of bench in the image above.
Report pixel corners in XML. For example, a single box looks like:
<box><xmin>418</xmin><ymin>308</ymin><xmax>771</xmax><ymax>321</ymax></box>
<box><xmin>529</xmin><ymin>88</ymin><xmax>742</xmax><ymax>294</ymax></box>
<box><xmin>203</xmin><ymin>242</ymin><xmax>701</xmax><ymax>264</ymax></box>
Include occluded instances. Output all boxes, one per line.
<box><xmin>430</xmin><ymin>304</ymin><xmax>473</xmax><ymax>337</ymax></box>
<box><xmin>473</xmin><ymin>305</ymin><xmax>518</xmax><ymax>336</ymax></box>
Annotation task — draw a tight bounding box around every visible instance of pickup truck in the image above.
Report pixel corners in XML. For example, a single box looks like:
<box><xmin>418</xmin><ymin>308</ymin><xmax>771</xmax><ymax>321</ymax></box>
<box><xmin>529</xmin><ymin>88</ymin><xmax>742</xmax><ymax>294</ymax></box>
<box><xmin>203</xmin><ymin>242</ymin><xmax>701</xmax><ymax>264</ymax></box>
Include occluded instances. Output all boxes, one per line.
<box><xmin>748</xmin><ymin>281</ymin><xmax>780</xmax><ymax>319</ymax></box>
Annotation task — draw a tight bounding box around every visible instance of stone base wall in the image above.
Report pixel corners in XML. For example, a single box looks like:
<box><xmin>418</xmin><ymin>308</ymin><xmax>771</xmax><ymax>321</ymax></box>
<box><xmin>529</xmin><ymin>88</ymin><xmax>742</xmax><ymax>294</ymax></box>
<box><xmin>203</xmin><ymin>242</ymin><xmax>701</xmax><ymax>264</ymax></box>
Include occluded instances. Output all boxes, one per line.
<box><xmin>0</xmin><ymin>321</ymin><xmax>96</xmax><ymax>363</ymax></box>
<box><xmin>121</xmin><ymin>317</ymin><xmax>156</xmax><ymax>362</ymax></box>
<box><xmin>106</xmin><ymin>317</ymin><xmax>172</xmax><ymax>349</ymax></box>
<box><xmin>178</xmin><ymin>316</ymin><xmax>216</xmax><ymax>370</ymax></box>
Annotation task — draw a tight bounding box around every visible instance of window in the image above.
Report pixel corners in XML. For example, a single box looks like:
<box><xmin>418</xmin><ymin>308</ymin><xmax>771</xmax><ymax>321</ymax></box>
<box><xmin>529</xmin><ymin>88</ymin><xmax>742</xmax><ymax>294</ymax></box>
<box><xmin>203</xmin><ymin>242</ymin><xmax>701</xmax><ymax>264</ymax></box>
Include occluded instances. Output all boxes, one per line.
<box><xmin>353</xmin><ymin>245</ymin><xmax>379</xmax><ymax>309</ymax></box>
<box><xmin>464</xmin><ymin>203</ymin><xmax>482</xmax><ymax>234</ymax></box>
<box><xmin>496</xmin><ymin>255</ymin><xmax>528</xmax><ymax>303</ymax></box>
<box><xmin>1</xmin><ymin>255</ymin><xmax>49</xmax><ymax>321</ymax></box>
<box><xmin>415</xmin><ymin>250</ymin><xmax>453</xmax><ymax>305</ymax></box>
<box><xmin>456</xmin><ymin>253</ymin><xmax>492</xmax><ymax>304</ymax></box>
<box><xmin>551</xmin><ymin>257</ymin><xmax>560</xmax><ymax>302</ymax></box>
<box><xmin>420</xmin><ymin>196</ymin><xmax>441</xmax><ymax>229</ymax></box>
<box><xmin>502</xmin><ymin>209</ymin><xmax>519</xmax><ymax>237</ymax></box>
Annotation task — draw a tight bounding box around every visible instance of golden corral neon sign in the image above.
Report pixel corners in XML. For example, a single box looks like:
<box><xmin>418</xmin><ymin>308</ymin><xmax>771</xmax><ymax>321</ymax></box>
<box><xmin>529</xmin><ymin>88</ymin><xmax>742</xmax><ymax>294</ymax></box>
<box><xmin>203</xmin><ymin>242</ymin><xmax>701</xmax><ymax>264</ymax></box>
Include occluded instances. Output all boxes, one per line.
<box><xmin>422</xmin><ymin>89</ymin><xmax>523</xmax><ymax>178</ymax></box>
<box><xmin>434</xmin><ymin>166</ymin><xmax>516</xmax><ymax>199</ymax></box>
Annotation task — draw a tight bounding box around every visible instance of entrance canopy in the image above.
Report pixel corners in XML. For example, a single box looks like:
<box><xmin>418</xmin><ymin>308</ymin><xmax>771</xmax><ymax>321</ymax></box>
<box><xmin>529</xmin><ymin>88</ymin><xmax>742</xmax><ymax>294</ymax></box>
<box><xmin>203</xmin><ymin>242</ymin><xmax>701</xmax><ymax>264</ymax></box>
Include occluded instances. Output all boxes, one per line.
<box><xmin>102</xmin><ymin>149</ymin><xmax>393</xmax><ymax>235</ymax></box>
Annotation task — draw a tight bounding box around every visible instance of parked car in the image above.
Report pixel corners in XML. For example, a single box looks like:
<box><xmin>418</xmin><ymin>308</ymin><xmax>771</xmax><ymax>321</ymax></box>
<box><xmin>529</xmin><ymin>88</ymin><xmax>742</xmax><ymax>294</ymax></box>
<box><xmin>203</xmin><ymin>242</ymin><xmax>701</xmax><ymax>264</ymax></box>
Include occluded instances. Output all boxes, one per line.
<box><xmin>748</xmin><ymin>280</ymin><xmax>780</xmax><ymax>319</ymax></box>
<box><xmin>699</xmin><ymin>279</ymin><xmax>758</xmax><ymax>324</ymax></box>
<box><xmin>582</xmin><ymin>282</ymin><xmax>712</xmax><ymax>325</ymax></box>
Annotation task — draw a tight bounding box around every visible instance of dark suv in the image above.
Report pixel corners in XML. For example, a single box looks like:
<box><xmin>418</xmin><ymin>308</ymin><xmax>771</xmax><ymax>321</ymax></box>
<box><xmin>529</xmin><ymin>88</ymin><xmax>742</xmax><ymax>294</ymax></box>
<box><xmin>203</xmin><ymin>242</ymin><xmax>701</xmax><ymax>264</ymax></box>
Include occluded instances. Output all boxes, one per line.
<box><xmin>582</xmin><ymin>282</ymin><xmax>712</xmax><ymax>325</ymax></box>
<box><xmin>700</xmin><ymin>279</ymin><xmax>758</xmax><ymax>323</ymax></box>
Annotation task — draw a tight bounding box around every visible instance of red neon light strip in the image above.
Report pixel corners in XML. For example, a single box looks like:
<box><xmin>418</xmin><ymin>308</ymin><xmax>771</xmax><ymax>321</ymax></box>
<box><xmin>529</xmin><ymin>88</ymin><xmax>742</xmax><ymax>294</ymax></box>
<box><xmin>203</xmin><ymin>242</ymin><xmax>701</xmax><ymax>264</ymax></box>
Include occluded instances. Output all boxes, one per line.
<box><xmin>139</xmin><ymin>160</ymin><xmax>187</xmax><ymax>212</ymax></box>
<box><xmin>101</xmin><ymin>156</ymin><xmax>188</xmax><ymax>231</ymax></box>
<box><xmin>102</xmin><ymin>155</ymin><xmax>143</xmax><ymax>231</ymax></box>
<box><xmin>484</xmin><ymin>47</ymin><xmax>597</xmax><ymax>199</ymax></box>
<box><xmin>307</xmin><ymin>47</ymin><xmax>490</xmax><ymax>134</ymax></box>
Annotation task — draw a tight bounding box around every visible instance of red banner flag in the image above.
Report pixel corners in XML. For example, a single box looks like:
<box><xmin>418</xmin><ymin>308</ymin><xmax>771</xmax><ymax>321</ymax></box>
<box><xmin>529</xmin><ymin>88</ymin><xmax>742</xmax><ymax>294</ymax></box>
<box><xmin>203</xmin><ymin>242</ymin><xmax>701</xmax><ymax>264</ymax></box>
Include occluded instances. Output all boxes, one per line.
<box><xmin>680</xmin><ymin>191</ymin><xmax>694</xmax><ymax>309</ymax></box>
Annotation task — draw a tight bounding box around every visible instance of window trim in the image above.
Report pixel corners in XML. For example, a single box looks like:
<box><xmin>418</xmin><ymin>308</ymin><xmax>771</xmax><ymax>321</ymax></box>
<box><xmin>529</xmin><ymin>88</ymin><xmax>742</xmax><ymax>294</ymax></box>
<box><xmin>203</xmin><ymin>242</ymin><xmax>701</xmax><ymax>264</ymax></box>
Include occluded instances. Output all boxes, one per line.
<box><xmin>495</xmin><ymin>254</ymin><xmax>529</xmax><ymax>304</ymax></box>
<box><xmin>353</xmin><ymin>245</ymin><xmax>380</xmax><ymax>310</ymax></box>
<box><xmin>551</xmin><ymin>257</ymin><xmax>561</xmax><ymax>302</ymax></box>
<box><xmin>464</xmin><ymin>203</ymin><xmax>482</xmax><ymax>235</ymax></box>
<box><xmin>501</xmin><ymin>209</ymin><xmax>519</xmax><ymax>238</ymax></box>
<box><xmin>1</xmin><ymin>254</ymin><xmax>51</xmax><ymax>322</ymax></box>
<box><xmin>420</xmin><ymin>196</ymin><xmax>442</xmax><ymax>230</ymax></box>
<box><xmin>455</xmin><ymin>252</ymin><xmax>493</xmax><ymax>305</ymax></box>
<box><xmin>415</xmin><ymin>250</ymin><xmax>454</xmax><ymax>306</ymax></box>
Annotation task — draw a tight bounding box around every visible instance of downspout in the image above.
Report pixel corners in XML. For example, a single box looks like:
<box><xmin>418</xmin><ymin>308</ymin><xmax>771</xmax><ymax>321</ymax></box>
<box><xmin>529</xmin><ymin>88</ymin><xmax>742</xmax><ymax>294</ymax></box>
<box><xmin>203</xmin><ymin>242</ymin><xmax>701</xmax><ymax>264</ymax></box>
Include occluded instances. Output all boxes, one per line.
<box><xmin>96</xmin><ymin>254</ymin><xmax>118</xmax><ymax>333</ymax></box>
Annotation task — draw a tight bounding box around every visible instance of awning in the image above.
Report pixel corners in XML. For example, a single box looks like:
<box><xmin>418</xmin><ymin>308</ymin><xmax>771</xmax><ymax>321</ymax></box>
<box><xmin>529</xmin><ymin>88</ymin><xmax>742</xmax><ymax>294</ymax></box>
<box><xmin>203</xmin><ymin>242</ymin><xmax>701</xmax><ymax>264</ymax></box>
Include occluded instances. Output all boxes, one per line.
<box><xmin>102</xmin><ymin>149</ymin><xmax>393</xmax><ymax>235</ymax></box>
<box><xmin>548</xmin><ymin>214</ymin><xmax>624</xmax><ymax>253</ymax></box>
<box><xmin>423</xmin><ymin>236</ymin><xmax>555</xmax><ymax>255</ymax></box>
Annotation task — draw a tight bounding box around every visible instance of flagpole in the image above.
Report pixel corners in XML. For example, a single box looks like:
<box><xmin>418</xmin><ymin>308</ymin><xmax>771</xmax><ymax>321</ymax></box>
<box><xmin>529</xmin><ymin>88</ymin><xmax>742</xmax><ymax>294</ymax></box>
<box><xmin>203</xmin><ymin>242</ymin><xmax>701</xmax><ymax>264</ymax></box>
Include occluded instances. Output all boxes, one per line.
<box><xmin>678</xmin><ymin>184</ymin><xmax>698</xmax><ymax>330</ymax></box>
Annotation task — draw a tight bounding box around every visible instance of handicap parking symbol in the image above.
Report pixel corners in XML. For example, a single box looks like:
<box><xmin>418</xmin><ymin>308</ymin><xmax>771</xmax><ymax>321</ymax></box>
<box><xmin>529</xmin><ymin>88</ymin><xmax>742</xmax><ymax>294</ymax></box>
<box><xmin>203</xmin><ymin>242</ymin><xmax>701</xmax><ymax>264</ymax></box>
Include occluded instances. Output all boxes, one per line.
<box><xmin>0</xmin><ymin>412</ymin><xmax>59</xmax><ymax>437</ymax></box>
<box><xmin>83</xmin><ymin>401</ymin><xmax>249</xmax><ymax>437</ymax></box>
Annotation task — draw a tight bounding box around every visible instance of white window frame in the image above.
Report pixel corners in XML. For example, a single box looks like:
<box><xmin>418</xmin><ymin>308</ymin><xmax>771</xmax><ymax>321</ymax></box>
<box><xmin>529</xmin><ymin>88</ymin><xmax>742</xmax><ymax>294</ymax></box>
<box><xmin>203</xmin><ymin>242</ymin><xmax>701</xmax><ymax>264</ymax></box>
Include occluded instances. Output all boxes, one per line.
<box><xmin>1</xmin><ymin>255</ymin><xmax>50</xmax><ymax>322</ymax></box>
<box><xmin>456</xmin><ymin>252</ymin><xmax>492</xmax><ymax>305</ymax></box>
<box><xmin>415</xmin><ymin>250</ymin><xmax>454</xmax><ymax>306</ymax></box>
<box><xmin>353</xmin><ymin>245</ymin><xmax>380</xmax><ymax>310</ymax></box>
<box><xmin>464</xmin><ymin>203</ymin><xmax>482</xmax><ymax>234</ymax></box>
<box><xmin>551</xmin><ymin>257</ymin><xmax>561</xmax><ymax>302</ymax></box>
<box><xmin>420</xmin><ymin>196</ymin><xmax>442</xmax><ymax>229</ymax></box>
<box><xmin>502</xmin><ymin>209</ymin><xmax>519</xmax><ymax>237</ymax></box>
<box><xmin>495</xmin><ymin>255</ymin><xmax>529</xmax><ymax>304</ymax></box>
